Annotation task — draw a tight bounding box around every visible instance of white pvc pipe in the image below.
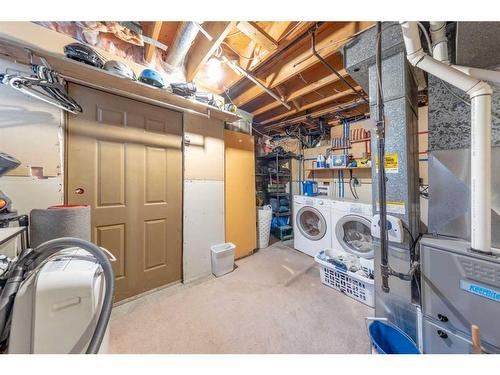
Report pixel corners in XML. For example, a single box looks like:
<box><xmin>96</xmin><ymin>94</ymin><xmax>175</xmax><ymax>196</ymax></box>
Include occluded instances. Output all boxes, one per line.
<box><xmin>471</xmin><ymin>92</ymin><xmax>492</xmax><ymax>253</ymax></box>
<box><xmin>452</xmin><ymin>65</ymin><xmax>500</xmax><ymax>85</ymax></box>
<box><xmin>400</xmin><ymin>21</ymin><xmax>493</xmax><ymax>254</ymax></box>
<box><xmin>416</xmin><ymin>54</ymin><xmax>480</xmax><ymax>93</ymax></box>
<box><xmin>429</xmin><ymin>22</ymin><xmax>450</xmax><ymax>64</ymax></box>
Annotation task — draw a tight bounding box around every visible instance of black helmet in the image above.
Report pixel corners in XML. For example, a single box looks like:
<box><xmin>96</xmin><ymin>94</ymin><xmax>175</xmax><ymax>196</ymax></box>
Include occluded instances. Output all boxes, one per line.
<box><xmin>64</xmin><ymin>43</ymin><xmax>104</xmax><ymax>68</ymax></box>
<box><xmin>169</xmin><ymin>82</ymin><xmax>197</xmax><ymax>97</ymax></box>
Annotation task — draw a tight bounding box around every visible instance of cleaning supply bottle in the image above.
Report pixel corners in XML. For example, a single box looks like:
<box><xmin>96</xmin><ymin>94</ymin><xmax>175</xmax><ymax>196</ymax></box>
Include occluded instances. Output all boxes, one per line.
<box><xmin>316</xmin><ymin>154</ymin><xmax>325</xmax><ymax>169</ymax></box>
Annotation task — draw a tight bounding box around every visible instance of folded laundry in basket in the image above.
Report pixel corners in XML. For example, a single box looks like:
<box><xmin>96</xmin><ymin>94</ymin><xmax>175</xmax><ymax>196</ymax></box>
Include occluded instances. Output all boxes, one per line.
<box><xmin>355</xmin><ymin>269</ymin><xmax>369</xmax><ymax>278</ymax></box>
<box><xmin>333</xmin><ymin>253</ymin><xmax>361</xmax><ymax>273</ymax></box>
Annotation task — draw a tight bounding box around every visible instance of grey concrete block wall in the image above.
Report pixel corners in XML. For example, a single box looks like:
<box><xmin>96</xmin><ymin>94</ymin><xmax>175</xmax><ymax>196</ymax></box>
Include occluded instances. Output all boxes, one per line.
<box><xmin>428</xmin><ymin>75</ymin><xmax>500</xmax><ymax>151</ymax></box>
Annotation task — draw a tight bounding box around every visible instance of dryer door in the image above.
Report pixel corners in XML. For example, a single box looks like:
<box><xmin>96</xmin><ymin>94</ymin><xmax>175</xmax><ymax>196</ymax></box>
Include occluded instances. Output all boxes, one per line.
<box><xmin>334</xmin><ymin>214</ymin><xmax>373</xmax><ymax>258</ymax></box>
<box><xmin>296</xmin><ymin>206</ymin><xmax>327</xmax><ymax>241</ymax></box>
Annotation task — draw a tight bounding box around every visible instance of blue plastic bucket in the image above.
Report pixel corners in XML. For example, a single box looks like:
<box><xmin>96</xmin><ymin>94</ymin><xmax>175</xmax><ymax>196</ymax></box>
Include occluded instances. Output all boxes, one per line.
<box><xmin>368</xmin><ymin>320</ymin><xmax>420</xmax><ymax>354</ymax></box>
<box><xmin>302</xmin><ymin>180</ymin><xmax>318</xmax><ymax>196</ymax></box>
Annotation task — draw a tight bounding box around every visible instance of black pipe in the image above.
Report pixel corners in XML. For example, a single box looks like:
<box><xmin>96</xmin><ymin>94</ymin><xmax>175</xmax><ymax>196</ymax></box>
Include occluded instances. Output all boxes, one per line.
<box><xmin>253</xmin><ymin>22</ymin><xmax>324</xmax><ymax>75</ymax></box>
<box><xmin>375</xmin><ymin>22</ymin><xmax>390</xmax><ymax>293</ymax></box>
<box><xmin>226</xmin><ymin>22</ymin><xmax>325</xmax><ymax>100</ymax></box>
<box><xmin>310</xmin><ymin>30</ymin><xmax>369</xmax><ymax>105</ymax></box>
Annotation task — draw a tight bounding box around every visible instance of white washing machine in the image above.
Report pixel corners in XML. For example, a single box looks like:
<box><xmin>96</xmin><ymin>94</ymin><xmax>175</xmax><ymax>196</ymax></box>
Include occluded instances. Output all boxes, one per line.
<box><xmin>331</xmin><ymin>199</ymin><xmax>374</xmax><ymax>259</ymax></box>
<box><xmin>293</xmin><ymin>195</ymin><xmax>333</xmax><ymax>257</ymax></box>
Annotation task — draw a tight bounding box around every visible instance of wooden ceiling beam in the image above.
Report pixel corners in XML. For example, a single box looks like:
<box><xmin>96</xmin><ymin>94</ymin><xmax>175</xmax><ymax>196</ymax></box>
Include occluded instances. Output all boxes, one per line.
<box><xmin>236</xmin><ymin>22</ymin><xmax>278</xmax><ymax>51</ymax></box>
<box><xmin>259</xmin><ymin>85</ymin><xmax>362</xmax><ymax>125</ymax></box>
<box><xmin>186</xmin><ymin>21</ymin><xmax>236</xmax><ymax>82</ymax></box>
<box><xmin>231</xmin><ymin>21</ymin><xmax>374</xmax><ymax>108</ymax></box>
<box><xmin>251</xmin><ymin>68</ymin><xmax>349</xmax><ymax>117</ymax></box>
<box><xmin>143</xmin><ymin>22</ymin><xmax>163</xmax><ymax>63</ymax></box>
<box><xmin>224</xmin><ymin>22</ymin><xmax>316</xmax><ymax>90</ymax></box>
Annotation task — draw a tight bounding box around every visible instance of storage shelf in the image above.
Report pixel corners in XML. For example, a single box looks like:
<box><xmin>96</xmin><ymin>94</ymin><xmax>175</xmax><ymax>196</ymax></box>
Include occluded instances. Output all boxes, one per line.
<box><xmin>256</xmin><ymin>173</ymin><xmax>291</xmax><ymax>177</ymax></box>
<box><xmin>305</xmin><ymin>166</ymin><xmax>371</xmax><ymax>171</ymax></box>
<box><xmin>273</xmin><ymin>211</ymin><xmax>291</xmax><ymax>217</ymax></box>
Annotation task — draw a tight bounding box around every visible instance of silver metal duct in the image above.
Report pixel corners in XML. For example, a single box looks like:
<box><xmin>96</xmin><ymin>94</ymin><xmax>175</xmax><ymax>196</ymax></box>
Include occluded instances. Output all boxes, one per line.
<box><xmin>165</xmin><ymin>22</ymin><xmax>200</xmax><ymax>68</ymax></box>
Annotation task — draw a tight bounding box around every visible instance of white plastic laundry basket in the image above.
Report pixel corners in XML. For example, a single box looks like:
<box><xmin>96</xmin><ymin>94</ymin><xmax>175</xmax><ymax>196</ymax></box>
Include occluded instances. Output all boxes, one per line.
<box><xmin>257</xmin><ymin>205</ymin><xmax>273</xmax><ymax>249</ymax></box>
<box><xmin>314</xmin><ymin>251</ymin><xmax>374</xmax><ymax>307</ymax></box>
<box><xmin>211</xmin><ymin>243</ymin><xmax>236</xmax><ymax>277</ymax></box>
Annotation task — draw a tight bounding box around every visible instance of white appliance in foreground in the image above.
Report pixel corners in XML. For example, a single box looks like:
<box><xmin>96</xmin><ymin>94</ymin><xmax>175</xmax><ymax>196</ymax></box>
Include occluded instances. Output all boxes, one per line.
<box><xmin>331</xmin><ymin>199</ymin><xmax>374</xmax><ymax>259</ymax></box>
<box><xmin>293</xmin><ymin>195</ymin><xmax>333</xmax><ymax>257</ymax></box>
<box><xmin>8</xmin><ymin>248</ymin><xmax>108</xmax><ymax>353</ymax></box>
<box><xmin>371</xmin><ymin>214</ymin><xmax>404</xmax><ymax>243</ymax></box>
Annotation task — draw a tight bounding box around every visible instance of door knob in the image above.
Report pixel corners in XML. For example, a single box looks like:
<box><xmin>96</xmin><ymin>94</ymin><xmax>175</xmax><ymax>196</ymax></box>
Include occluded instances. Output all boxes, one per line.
<box><xmin>74</xmin><ymin>187</ymin><xmax>85</xmax><ymax>195</ymax></box>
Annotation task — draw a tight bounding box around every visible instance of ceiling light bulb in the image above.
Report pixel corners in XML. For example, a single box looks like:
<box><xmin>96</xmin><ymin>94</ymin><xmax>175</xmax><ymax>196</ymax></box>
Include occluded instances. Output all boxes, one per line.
<box><xmin>206</xmin><ymin>57</ymin><xmax>223</xmax><ymax>83</ymax></box>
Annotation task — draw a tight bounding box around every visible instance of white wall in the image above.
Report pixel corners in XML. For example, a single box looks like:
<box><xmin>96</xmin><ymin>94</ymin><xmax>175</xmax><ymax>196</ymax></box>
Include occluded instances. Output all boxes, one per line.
<box><xmin>182</xmin><ymin>114</ymin><xmax>225</xmax><ymax>282</ymax></box>
<box><xmin>0</xmin><ymin>58</ymin><xmax>64</xmax><ymax>213</ymax></box>
<box><xmin>0</xmin><ymin>57</ymin><xmax>64</xmax><ymax>256</ymax></box>
<box><xmin>183</xmin><ymin>180</ymin><xmax>224</xmax><ymax>282</ymax></box>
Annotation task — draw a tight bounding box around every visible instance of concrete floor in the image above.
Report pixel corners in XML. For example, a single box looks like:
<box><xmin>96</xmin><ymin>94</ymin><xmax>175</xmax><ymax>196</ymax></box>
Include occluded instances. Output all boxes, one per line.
<box><xmin>109</xmin><ymin>242</ymin><xmax>373</xmax><ymax>353</ymax></box>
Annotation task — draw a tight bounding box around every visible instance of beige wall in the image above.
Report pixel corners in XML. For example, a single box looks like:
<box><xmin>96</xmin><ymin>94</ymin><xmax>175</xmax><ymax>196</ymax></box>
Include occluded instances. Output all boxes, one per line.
<box><xmin>184</xmin><ymin>114</ymin><xmax>225</xmax><ymax>181</ymax></box>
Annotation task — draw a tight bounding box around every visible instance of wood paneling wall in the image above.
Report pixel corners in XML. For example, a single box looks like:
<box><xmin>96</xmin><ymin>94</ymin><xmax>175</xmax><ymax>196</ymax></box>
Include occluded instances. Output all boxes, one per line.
<box><xmin>224</xmin><ymin>130</ymin><xmax>257</xmax><ymax>258</ymax></box>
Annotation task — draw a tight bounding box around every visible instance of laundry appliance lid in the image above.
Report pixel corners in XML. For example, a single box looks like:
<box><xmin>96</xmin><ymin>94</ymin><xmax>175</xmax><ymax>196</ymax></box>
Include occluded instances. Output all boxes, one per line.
<box><xmin>296</xmin><ymin>206</ymin><xmax>327</xmax><ymax>241</ymax></box>
<box><xmin>334</xmin><ymin>214</ymin><xmax>373</xmax><ymax>259</ymax></box>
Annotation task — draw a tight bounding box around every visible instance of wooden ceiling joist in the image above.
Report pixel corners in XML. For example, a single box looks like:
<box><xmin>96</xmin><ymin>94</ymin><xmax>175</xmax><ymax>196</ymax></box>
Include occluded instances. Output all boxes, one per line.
<box><xmin>251</xmin><ymin>68</ymin><xmax>350</xmax><ymax>117</ymax></box>
<box><xmin>143</xmin><ymin>22</ymin><xmax>163</xmax><ymax>63</ymax></box>
<box><xmin>230</xmin><ymin>21</ymin><xmax>374</xmax><ymax>108</ymax></box>
<box><xmin>226</xmin><ymin>22</ymin><xmax>316</xmax><ymax>88</ymax></box>
<box><xmin>236</xmin><ymin>22</ymin><xmax>278</xmax><ymax>51</ymax></box>
<box><xmin>259</xmin><ymin>85</ymin><xmax>363</xmax><ymax>125</ymax></box>
<box><xmin>186</xmin><ymin>21</ymin><xmax>236</xmax><ymax>82</ymax></box>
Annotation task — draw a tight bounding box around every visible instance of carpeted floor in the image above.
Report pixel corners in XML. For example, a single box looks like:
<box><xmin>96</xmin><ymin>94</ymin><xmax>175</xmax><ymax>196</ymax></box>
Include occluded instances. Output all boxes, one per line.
<box><xmin>109</xmin><ymin>242</ymin><xmax>373</xmax><ymax>354</ymax></box>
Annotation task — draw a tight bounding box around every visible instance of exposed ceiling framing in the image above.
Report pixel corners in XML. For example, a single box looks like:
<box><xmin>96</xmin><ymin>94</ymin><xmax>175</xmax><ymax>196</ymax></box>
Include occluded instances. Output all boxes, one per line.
<box><xmin>142</xmin><ymin>22</ymin><xmax>163</xmax><ymax>63</ymax></box>
<box><xmin>186</xmin><ymin>22</ymin><xmax>236</xmax><ymax>82</ymax></box>
<box><xmin>141</xmin><ymin>21</ymin><xmax>376</xmax><ymax>134</ymax></box>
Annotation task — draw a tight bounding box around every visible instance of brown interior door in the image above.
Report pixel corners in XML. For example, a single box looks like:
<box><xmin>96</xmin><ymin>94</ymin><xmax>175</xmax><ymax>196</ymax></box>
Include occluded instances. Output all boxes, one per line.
<box><xmin>66</xmin><ymin>84</ymin><xmax>183</xmax><ymax>301</ymax></box>
<box><xmin>224</xmin><ymin>130</ymin><xmax>257</xmax><ymax>259</ymax></box>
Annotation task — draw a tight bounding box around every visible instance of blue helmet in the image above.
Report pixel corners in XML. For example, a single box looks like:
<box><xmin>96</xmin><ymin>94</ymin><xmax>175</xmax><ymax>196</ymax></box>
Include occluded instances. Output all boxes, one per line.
<box><xmin>139</xmin><ymin>68</ymin><xmax>164</xmax><ymax>88</ymax></box>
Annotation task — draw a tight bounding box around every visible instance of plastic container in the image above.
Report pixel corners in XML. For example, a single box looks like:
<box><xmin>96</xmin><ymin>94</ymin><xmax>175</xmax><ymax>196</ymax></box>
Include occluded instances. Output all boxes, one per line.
<box><xmin>315</xmin><ymin>249</ymin><xmax>374</xmax><ymax>307</ymax></box>
<box><xmin>211</xmin><ymin>243</ymin><xmax>235</xmax><ymax>277</ymax></box>
<box><xmin>257</xmin><ymin>205</ymin><xmax>273</xmax><ymax>248</ymax></box>
<box><xmin>368</xmin><ymin>320</ymin><xmax>420</xmax><ymax>354</ymax></box>
<box><xmin>302</xmin><ymin>180</ymin><xmax>318</xmax><ymax>196</ymax></box>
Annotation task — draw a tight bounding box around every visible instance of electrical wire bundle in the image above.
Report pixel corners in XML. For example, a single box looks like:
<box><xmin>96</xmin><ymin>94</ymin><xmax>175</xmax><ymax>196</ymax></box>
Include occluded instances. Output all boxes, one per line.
<box><xmin>0</xmin><ymin>63</ymin><xmax>82</xmax><ymax>114</ymax></box>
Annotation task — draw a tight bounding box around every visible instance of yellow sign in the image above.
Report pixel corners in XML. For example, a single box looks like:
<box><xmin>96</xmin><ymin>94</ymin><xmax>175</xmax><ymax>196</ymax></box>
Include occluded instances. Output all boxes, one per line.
<box><xmin>376</xmin><ymin>201</ymin><xmax>406</xmax><ymax>215</ymax></box>
<box><xmin>375</xmin><ymin>153</ymin><xmax>399</xmax><ymax>173</ymax></box>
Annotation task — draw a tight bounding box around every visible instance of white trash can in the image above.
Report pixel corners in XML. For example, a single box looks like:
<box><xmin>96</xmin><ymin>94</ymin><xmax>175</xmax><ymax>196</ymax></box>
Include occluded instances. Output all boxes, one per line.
<box><xmin>257</xmin><ymin>205</ymin><xmax>273</xmax><ymax>249</ymax></box>
<box><xmin>211</xmin><ymin>243</ymin><xmax>236</xmax><ymax>277</ymax></box>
